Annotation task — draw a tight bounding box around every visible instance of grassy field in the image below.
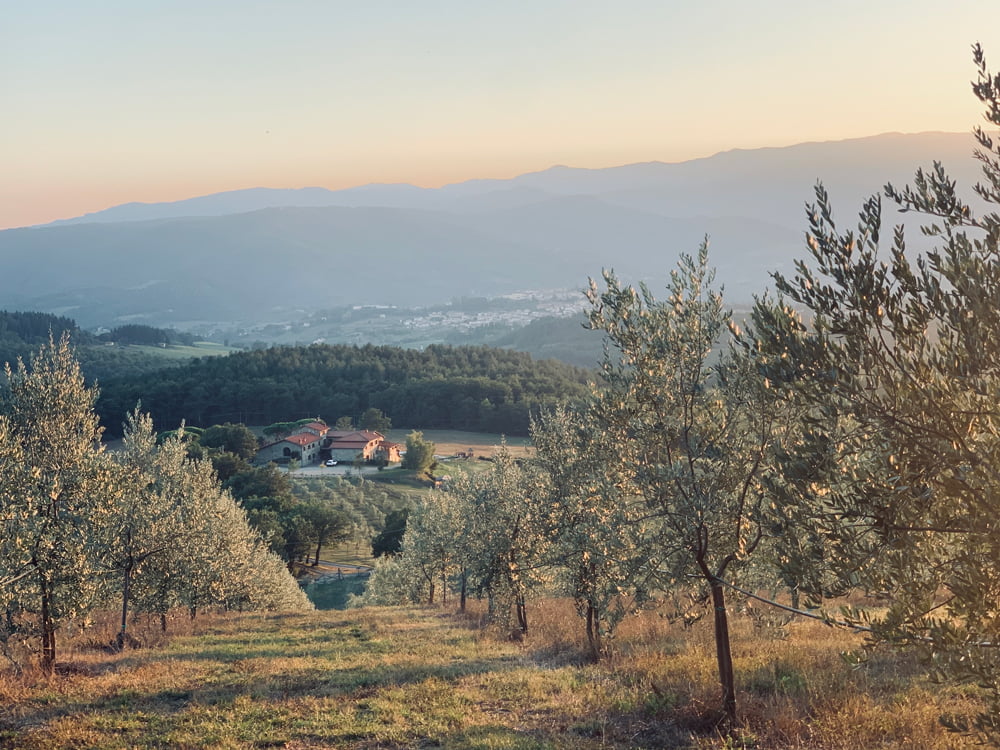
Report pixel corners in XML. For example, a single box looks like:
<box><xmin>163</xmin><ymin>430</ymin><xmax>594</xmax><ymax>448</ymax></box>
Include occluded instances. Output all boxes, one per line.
<box><xmin>312</xmin><ymin>544</ymin><xmax>375</xmax><ymax>569</ymax></box>
<box><xmin>126</xmin><ymin>341</ymin><xmax>239</xmax><ymax>360</ymax></box>
<box><xmin>0</xmin><ymin>599</ymin><xmax>985</xmax><ymax>749</ymax></box>
<box><xmin>385</xmin><ymin>430</ymin><xmax>533</xmax><ymax>460</ymax></box>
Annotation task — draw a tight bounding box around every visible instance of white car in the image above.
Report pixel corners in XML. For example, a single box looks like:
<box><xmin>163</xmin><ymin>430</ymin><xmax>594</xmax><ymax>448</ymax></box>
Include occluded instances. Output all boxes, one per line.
<box><xmin>325</xmin><ymin>459</ymin><xmax>338</xmax><ymax>467</ymax></box>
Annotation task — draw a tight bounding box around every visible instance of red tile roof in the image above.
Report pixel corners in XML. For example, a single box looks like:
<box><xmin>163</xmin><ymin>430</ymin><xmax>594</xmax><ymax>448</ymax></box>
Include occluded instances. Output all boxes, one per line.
<box><xmin>283</xmin><ymin>433</ymin><xmax>318</xmax><ymax>447</ymax></box>
<box><xmin>329</xmin><ymin>439</ymin><xmax>370</xmax><ymax>449</ymax></box>
<box><xmin>327</xmin><ymin>430</ymin><xmax>383</xmax><ymax>443</ymax></box>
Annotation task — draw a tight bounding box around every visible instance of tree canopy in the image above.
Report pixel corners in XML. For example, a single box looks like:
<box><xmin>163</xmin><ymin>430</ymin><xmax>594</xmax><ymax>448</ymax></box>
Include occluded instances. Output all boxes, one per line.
<box><xmin>198</xmin><ymin>422</ymin><xmax>260</xmax><ymax>461</ymax></box>
<box><xmin>95</xmin><ymin>343</ymin><xmax>592</xmax><ymax>436</ymax></box>
<box><xmin>401</xmin><ymin>431</ymin><xmax>436</xmax><ymax>473</ymax></box>
<box><xmin>371</xmin><ymin>509</ymin><xmax>410</xmax><ymax>558</ymax></box>
<box><xmin>745</xmin><ymin>43</ymin><xmax>1000</xmax><ymax>740</ymax></box>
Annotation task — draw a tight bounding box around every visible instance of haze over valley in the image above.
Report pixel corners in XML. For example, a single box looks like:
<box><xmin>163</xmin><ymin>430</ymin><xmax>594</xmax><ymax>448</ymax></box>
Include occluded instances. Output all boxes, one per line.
<box><xmin>0</xmin><ymin>131</ymin><xmax>978</xmax><ymax>338</ymax></box>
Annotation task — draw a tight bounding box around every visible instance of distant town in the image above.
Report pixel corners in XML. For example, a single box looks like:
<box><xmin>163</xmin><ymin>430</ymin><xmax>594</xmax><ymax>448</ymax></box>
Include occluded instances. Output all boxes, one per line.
<box><xmin>216</xmin><ymin>289</ymin><xmax>586</xmax><ymax>350</ymax></box>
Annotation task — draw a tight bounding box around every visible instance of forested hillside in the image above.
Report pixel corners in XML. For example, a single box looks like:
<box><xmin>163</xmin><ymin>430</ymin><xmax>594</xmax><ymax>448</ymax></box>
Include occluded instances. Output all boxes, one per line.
<box><xmin>0</xmin><ymin>311</ymin><xmax>594</xmax><ymax>435</ymax></box>
<box><xmin>487</xmin><ymin>314</ymin><xmax>606</xmax><ymax>369</ymax></box>
<box><xmin>0</xmin><ymin>311</ymin><xmax>201</xmax><ymax>385</ymax></box>
<box><xmin>0</xmin><ymin>310</ymin><xmax>91</xmax><ymax>366</ymax></box>
<box><xmin>96</xmin><ymin>343</ymin><xmax>593</xmax><ymax>435</ymax></box>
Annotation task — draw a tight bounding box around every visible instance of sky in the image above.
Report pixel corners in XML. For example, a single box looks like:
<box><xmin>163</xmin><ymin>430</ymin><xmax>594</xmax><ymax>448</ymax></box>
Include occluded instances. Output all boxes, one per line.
<box><xmin>2</xmin><ymin>1</ymin><xmax>998</xmax><ymax>230</ymax></box>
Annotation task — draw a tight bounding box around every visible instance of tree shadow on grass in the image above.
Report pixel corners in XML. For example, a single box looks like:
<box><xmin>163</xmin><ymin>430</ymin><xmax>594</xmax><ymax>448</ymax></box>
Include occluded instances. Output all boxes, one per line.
<box><xmin>108</xmin><ymin>618</ymin><xmax>397</xmax><ymax>668</ymax></box>
<box><xmin>3</xmin><ymin>610</ymin><xmax>710</xmax><ymax>748</ymax></box>
<box><xmin>0</xmin><ymin>651</ymin><xmax>524</xmax><ymax>748</ymax></box>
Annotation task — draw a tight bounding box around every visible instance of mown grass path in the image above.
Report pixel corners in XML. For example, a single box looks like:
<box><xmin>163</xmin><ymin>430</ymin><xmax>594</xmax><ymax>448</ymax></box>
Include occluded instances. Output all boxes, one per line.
<box><xmin>4</xmin><ymin>608</ymin><xmax>593</xmax><ymax>749</ymax></box>
<box><xmin>0</xmin><ymin>603</ymin><xmax>986</xmax><ymax>749</ymax></box>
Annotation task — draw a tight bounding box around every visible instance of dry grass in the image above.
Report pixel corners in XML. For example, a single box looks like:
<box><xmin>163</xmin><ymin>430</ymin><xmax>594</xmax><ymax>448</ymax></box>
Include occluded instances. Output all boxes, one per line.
<box><xmin>0</xmin><ymin>599</ymin><xmax>986</xmax><ymax>749</ymax></box>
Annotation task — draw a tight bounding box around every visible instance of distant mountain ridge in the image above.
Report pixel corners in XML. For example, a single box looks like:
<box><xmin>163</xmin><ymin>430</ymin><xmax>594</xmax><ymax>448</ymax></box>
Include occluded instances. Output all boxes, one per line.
<box><xmin>1</xmin><ymin>131</ymin><xmax>982</xmax><ymax>329</ymax></box>
<box><xmin>40</xmin><ymin>131</ymin><xmax>972</xmax><ymax>227</ymax></box>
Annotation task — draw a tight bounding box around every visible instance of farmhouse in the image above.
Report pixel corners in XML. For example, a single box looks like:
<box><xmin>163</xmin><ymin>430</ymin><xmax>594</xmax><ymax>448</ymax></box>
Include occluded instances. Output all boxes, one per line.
<box><xmin>324</xmin><ymin>430</ymin><xmax>387</xmax><ymax>463</ymax></box>
<box><xmin>255</xmin><ymin>432</ymin><xmax>323</xmax><ymax>465</ymax></box>
<box><xmin>254</xmin><ymin>423</ymin><xmax>403</xmax><ymax>467</ymax></box>
<box><xmin>374</xmin><ymin>439</ymin><xmax>403</xmax><ymax>463</ymax></box>
<box><xmin>297</xmin><ymin>421</ymin><xmax>329</xmax><ymax>438</ymax></box>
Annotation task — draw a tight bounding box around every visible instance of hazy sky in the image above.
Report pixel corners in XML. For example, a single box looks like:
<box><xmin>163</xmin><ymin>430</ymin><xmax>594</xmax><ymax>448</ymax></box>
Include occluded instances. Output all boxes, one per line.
<box><xmin>2</xmin><ymin>1</ymin><xmax>997</xmax><ymax>229</ymax></box>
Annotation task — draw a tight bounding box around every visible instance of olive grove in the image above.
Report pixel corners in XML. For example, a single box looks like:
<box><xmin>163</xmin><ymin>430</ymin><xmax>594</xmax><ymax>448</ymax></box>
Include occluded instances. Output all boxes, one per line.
<box><xmin>0</xmin><ymin>337</ymin><xmax>311</xmax><ymax>673</ymax></box>
<box><xmin>353</xmin><ymin>44</ymin><xmax>1000</xmax><ymax>740</ymax></box>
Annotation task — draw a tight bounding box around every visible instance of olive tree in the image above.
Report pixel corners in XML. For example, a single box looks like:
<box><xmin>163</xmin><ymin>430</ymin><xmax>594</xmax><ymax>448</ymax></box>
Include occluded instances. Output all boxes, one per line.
<box><xmin>0</xmin><ymin>335</ymin><xmax>122</xmax><ymax>673</ymax></box>
<box><xmin>458</xmin><ymin>446</ymin><xmax>552</xmax><ymax>634</ymax></box>
<box><xmin>757</xmin><ymin>44</ymin><xmax>1000</xmax><ymax>740</ymax></box>
<box><xmin>0</xmin><ymin>416</ymin><xmax>32</xmax><ymax>667</ymax></box>
<box><xmin>531</xmin><ymin>404</ymin><xmax>652</xmax><ymax>661</ymax></box>
<box><xmin>0</xmin><ymin>418</ymin><xmax>29</xmax><ymax>593</ymax></box>
<box><xmin>131</xmin><ymin>423</ymin><xmax>312</xmax><ymax>624</ymax></box>
<box><xmin>585</xmin><ymin>246</ymin><xmax>798</xmax><ymax>728</ymax></box>
<box><xmin>105</xmin><ymin>408</ymin><xmax>189</xmax><ymax>648</ymax></box>
<box><xmin>399</xmin><ymin>493</ymin><xmax>467</xmax><ymax>605</ymax></box>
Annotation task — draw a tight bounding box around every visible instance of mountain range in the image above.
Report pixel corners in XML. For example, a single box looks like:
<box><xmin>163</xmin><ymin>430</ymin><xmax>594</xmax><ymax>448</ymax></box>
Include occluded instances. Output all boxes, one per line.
<box><xmin>0</xmin><ymin>131</ymin><xmax>983</xmax><ymax>329</ymax></box>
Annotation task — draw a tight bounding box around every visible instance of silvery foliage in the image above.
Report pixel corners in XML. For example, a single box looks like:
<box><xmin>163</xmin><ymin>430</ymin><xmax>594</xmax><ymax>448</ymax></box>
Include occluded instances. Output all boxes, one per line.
<box><xmin>758</xmin><ymin>43</ymin><xmax>1000</xmax><ymax>742</ymax></box>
